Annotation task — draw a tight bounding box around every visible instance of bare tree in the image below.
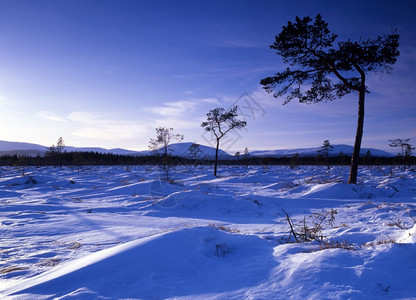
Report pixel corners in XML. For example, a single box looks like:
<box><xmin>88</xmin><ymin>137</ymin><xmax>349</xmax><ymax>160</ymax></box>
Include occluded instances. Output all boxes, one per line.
<box><xmin>45</xmin><ymin>137</ymin><xmax>65</xmax><ymax>156</ymax></box>
<box><xmin>149</xmin><ymin>127</ymin><xmax>183</xmax><ymax>172</ymax></box>
<box><xmin>201</xmin><ymin>106</ymin><xmax>247</xmax><ymax>176</ymax></box>
<box><xmin>389</xmin><ymin>138</ymin><xmax>414</xmax><ymax>169</ymax></box>
<box><xmin>44</xmin><ymin>137</ymin><xmax>65</xmax><ymax>167</ymax></box>
<box><xmin>187</xmin><ymin>143</ymin><xmax>202</xmax><ymax>167</ymax></box>
<box><xmin>243</xmin><ymin>147</ymin><xmax>250</xmax><ymax>158</ymax></box>
<box><xmin>317</xmin><ymin>140</ymin><xmax>334</xmax><ymax>169</ymax></box>
<box><xmin>188</xmin><ymin>143</ymin><xmax>201</xmax><ymax>159</ymax></box>
<box><xmin>56</xmin><ymin>137</ymin><xmax>65</xmax><ymax>154</ymax></box>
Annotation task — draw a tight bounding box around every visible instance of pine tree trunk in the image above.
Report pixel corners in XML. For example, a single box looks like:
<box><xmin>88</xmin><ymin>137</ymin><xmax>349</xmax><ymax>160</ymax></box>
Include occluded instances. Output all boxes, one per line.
<box><xmin>348</xmin><ymin>89</ymin><xmax>365</xmax><ymax>184</ymax></box>
<box><xmin>162</xmin><ymin>146</ymin><xmax>167</xmax><ymax>170</ymax></box>
<box><xmin>214</xmin><ymin>139</ymin><xmax>220</xmax><ymax>177</ymax></box>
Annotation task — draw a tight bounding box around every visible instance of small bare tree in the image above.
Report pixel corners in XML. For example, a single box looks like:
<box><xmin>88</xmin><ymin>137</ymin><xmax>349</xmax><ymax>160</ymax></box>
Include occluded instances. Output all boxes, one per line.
<box><xmin>243</xmin><ymin>147</ymin><xmax>250</xmax><ymax>159</ymax></box>
<box><xmin>45</xmin><ymin>137</ymin><xmax>65</xmax><ymax>156</ymax></box>
<box><xmin>389</xmin><ymin>138</ymin><xmax>415</xmax><ymax>169</ymax></box>
<box><xmin>45</xmin><ymin>137</ymin><xmax>65</xmax><ymax>167</ymax></box>
<box><xmin>201</xmin><ymin>106</ymin><xmax>247</xmax><ymax>176</ymax></box>
<box><xmin>149</xmin><ymin>127</ymin><xmax>183</xmax><ymax>175</ymax></box>
<box><xmin>317</xmin><ymin>140</ymin><xmax>334</xmax><ymax>169</ymax></box>
<box><xmin>187</xmin><ymin>143</ymin><xmax>202</xmax><ymax>167</ymax></box>
<box><xmin>188</xmin><ymin>143</ymin><xmax>201</xmax><ymax>159</ymax></box>
<box><xmin>56</xmin><ymin>137</ymin><xmax>65</xmax><ymax>153</ymax></box>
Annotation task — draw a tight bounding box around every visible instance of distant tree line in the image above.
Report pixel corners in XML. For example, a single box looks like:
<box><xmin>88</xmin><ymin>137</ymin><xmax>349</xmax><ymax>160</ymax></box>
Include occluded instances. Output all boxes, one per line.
<box><xmin>0</xmin><ymin>151</ymin><xmax>414</xmax><ymax>167</ymax></box>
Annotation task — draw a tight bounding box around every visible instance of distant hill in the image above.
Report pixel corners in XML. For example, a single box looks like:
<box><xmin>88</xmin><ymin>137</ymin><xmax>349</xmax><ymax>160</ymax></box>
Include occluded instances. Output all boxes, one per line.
<box><xmin>0</xmin><ymin>141</ymin><xmax>46</xmax><ymax>157</ymax></box>
<box><xmin>250</xmin><ymin>144</ymin><xmax>394</xmax><ymax>158</ymax></box>
<box><xmin>0</xmin><ymin>140</ymin><xmax>232</xmax><ymax>159</ymax></box>
<box><xmin>160</xmin><ymin>142</ymin><xmax>232</xmax><ymax>159</ymax></box>
<box><xmin>0</xmin><ymin>140</ymin><xmax>394</xmax><ymax>159</ymax></box>
<box><xmin>141</xmin><ymin>142</ymin><xmax>232</xmax><ymax>159</ymax></box>
<box><xmin>0</xmin><ymin>141</ymin><xmax>46</xmax><ymax>152</ymax></box>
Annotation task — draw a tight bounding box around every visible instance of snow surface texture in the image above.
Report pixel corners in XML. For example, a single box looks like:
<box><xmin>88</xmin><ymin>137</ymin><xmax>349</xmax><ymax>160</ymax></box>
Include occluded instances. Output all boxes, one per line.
<box><xmin>0</xmin><ymin>165</ymin><xmax>415</xmax><ymax>299</ymax></box>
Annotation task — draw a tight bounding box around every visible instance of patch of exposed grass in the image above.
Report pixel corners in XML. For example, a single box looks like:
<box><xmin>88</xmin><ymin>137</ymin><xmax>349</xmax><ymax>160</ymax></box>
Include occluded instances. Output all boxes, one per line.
<box><xmin>208</xmin><ymin>224</ymin><xmax>240</xmax><ymax>233</ymax></box>
<box><xmin>0</xmin><ymin>266</ymin><xmax>29</xmax><ymax>274</ymax></box>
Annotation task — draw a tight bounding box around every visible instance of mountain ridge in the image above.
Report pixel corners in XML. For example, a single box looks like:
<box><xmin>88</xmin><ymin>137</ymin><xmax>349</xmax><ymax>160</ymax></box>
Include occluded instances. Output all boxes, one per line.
<box><xmin>0</xmin><ymin>141</ymin><xmax>232</xmax><ymax>159</ymax></box>
<box><xmin>250</xmin><ymin>144</ymin><xmax>394</xmax><ymax>158</ymax></box>
<box><xmin>0</xmin><ymin>140</ymin><xmax>395</xmax><ymax>158</ymax></box>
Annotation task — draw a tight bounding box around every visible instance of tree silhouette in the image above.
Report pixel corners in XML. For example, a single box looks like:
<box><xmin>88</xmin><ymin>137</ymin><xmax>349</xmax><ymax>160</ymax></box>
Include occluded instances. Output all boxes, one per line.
<box><xmin>201</xmin><ymin>106</ymin><xmax>247</xmax><ymax>176</ymax></box>
<box><xmin>149</xmin><ymin>127</ymin><xmax>183</xmax><ymax>174</ymax></box>
<box><xmin>243</xmin><ymin>147</ymin><xmax>250</xmax><ymax>158</ymax></box>
<box><xmin>260</xmin><ymin>14</ymin><xmax>400</xmax><ymax>183</ymax></box>
<box><xmin>44</xmin><ymin>137</ymin><xmax>66</xmax><ymax>167</ymax></box>
<box><xmin>187</xmin><ymin>143</ymin><xmax>202</xmax><ymax>167</ymax></box>
<box><xmin>389</xmin><ymin>138</ymin><xmax>414</xmax><ymax>169</ymax></box>
<box><xmin>56</xmin><ymin>137</ymin><xmax>65</xmax><ymax>153</ymax></box>
<box><xmin>317</xmin><ymin>140</ymin><xmax>334</xmax><ymax>169</ymax></box>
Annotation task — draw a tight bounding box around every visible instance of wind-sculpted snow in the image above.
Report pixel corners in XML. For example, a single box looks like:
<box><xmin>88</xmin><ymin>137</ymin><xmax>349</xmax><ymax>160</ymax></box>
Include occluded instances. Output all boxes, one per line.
<box><xmin>0</xmin><ymin>165</ymin><xmax>415</xmax><ymax>299</ymax></box>
<box><xmin>5</xmin><ymin>227</ymin><xmax>274</xmax><ymax>299</ymax></box>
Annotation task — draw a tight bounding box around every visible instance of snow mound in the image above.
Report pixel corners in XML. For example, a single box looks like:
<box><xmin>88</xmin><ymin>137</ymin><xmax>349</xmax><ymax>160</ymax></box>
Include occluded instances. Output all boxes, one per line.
<box><xmin>267</xmin><ymin>242</ymin><xmax>416</xmax><ymax>299</ymax></box>
<box><xmin>0</xmin><ymin>174</ymin><xmax>75</xmax><ymax>189</ymax></box>
<box><xmin>297</xmin><ymin>182</ymin><xmax>359</xmax><ymax>199</ymax></box>
<box><xmin>377</xmin><ymin>175</ymin><xmax>416</xmax><ymax>197</ymax></box>
<box><xmin>296</xmin><ymin>180</ymin><xmax>415</xmax><ymax>200</ymax></box>
<box><xmin>4</xmin><ymin>227</ymin><xmax>274</xmax><ymax>299</ymax></box>
<box><xmin>397</xmin><ymin>224</ymin><xmax>416</xmax><ymax>244</ymax></box>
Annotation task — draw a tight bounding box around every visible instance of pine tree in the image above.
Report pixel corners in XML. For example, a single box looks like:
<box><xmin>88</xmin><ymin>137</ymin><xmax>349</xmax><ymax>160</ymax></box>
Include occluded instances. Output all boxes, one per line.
<box><xmin>317</xmin><ymin>140</ymin><xmax>334</xmax><ymax>169</ymax></box>
<box><xmin>260</xmin><ymin>14</ymin><xmax>400</xmax><ymax>183</ymax></box>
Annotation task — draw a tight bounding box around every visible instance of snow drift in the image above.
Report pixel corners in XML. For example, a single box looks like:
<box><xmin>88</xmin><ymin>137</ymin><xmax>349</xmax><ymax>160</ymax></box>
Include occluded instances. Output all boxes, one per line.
<box><xmin>4</xmin><ymin>227</ymin><xmax>274</xmax><ymax>299</ymax></box>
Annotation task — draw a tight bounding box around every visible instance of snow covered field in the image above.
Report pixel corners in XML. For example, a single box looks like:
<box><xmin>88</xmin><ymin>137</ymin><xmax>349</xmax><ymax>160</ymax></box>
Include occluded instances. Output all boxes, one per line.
<box><xmin>0</xmin><ymin>165</ymin><xmax>415</xmax><ymax>299</ymax></box>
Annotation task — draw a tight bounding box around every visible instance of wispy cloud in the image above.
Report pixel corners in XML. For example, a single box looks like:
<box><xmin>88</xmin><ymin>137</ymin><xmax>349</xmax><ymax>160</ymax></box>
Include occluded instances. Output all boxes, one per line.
<box><xmin>68</xmin><ymin>111</ymin><xmax>149</xmax><ymax>141</ymax></box>
<box><xmin>145</xmin><ymin>98</ymin><xmax>220</xmax><ymax>118</ymax></box>
<box><xmin>144</xmin><ymin>97</ymin><xmax>222</xmax><ymax>132</ymax></box>
<box><xmin>200</xmin><ymin>98</ymin><xmax>221</xmax><ymax>105</ymax></box>
<box><xmin>38</xmin><ymin>111</ymin><xmax>68</xmax><ymax>123</ymax></box>
<box><xmin>71</xmin><ymin>125</ymin><xmax>145</xmax><ymax>141</ymax></box>
<box><xmin>145</xmin><ymin>101</ymin><xmax>198</xmax><ymax>117</ymax></box>
<box><xmin>154</xmin><ymin>118</ymin><xmax>198</xmax><ymax>130</ymax></box>
<box><xmin>0</xmin><ymin>95</ymin><xmax>17</xmax><ymax>107</ymax></box>
<box><xmin>68</xmin><ymin>111</ymin><xmax>99</xmax><ymax>125</ymax></box>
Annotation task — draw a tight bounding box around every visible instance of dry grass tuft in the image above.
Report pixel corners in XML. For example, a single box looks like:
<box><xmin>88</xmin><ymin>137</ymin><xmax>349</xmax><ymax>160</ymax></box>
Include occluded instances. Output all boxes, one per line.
<box><xmin>208</xmin><ymin>224</ymin><xmax>241</xmax><ymax>233</ymax></box>
<box><xmin>0</xmin><ymin>266</ymin><xmax>29</xmax><ymax>274</ymax></box>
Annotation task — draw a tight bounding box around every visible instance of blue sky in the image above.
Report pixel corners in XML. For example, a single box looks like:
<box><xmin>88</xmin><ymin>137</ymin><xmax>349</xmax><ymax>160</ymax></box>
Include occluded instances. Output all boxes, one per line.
<box><xmin>0</xmin><ymin>0</ymin><xmax>415</xmax><ymax>152</ymax></box>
